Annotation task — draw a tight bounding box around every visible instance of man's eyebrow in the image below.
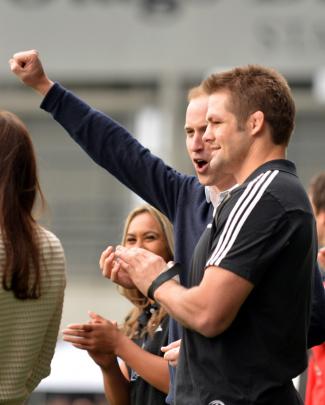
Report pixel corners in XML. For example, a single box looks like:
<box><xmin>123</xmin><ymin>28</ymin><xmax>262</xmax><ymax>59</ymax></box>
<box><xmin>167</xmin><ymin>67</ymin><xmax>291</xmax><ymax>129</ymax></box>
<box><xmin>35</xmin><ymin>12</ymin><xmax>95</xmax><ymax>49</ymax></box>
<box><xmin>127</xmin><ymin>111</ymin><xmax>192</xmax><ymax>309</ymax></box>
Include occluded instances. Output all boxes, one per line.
<box><xmin>206</xmin><ymin>114</ymin><xmax>218</xmax><ymax>122</ymax></box>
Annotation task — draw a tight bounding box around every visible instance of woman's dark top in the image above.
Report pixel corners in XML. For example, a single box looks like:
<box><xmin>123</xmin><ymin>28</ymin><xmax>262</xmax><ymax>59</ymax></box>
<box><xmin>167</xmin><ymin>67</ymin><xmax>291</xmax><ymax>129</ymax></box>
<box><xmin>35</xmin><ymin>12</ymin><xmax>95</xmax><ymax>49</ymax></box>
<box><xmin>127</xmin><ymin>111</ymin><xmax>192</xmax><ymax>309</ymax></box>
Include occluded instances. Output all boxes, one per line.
<box><xmin>128</xmin><ymin>305</ymin><xmax>169</xmax><ymax>405</ymax></box>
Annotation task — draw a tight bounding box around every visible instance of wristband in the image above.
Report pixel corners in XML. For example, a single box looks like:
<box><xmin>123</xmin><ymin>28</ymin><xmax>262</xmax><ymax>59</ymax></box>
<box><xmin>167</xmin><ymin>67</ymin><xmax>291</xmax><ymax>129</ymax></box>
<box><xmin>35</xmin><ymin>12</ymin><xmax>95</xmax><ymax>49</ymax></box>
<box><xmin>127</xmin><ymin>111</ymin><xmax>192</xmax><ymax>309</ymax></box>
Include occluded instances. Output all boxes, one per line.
<box><xmin>147</xmin><ymin>261</ymin><xmax>181</xmax><ymax>301</ymax></box>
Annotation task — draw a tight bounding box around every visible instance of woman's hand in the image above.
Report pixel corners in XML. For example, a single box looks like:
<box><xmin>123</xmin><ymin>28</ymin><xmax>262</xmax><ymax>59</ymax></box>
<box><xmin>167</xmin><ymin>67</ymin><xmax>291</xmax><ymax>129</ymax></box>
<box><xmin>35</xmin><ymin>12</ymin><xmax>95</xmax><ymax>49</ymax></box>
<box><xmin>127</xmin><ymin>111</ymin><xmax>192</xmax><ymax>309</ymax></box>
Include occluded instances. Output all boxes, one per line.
<box><xmin>62</xmin><ymin>312</ymin><xmax>122</xmax><ymax>370</ymax></box>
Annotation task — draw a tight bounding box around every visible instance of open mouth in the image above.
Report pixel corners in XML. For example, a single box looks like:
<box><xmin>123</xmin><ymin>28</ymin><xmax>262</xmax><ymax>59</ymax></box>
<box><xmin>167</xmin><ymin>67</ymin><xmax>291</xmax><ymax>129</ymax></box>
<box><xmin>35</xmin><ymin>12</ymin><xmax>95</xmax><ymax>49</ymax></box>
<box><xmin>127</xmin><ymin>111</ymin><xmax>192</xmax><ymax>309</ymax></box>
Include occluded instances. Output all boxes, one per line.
<box><xmin>194</xmin><ymin>159</ymin><xmax>208</xmax><ymax>170</ymax></box>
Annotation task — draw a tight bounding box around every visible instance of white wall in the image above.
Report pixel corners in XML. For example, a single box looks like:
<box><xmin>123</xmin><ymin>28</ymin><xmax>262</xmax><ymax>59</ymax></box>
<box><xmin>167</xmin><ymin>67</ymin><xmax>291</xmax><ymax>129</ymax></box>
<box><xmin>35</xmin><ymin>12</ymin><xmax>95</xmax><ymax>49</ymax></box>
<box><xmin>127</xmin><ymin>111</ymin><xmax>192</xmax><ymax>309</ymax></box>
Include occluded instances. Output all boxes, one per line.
<box><xmin>1</xmin><ymin>0</ymin><xmax>325</xmax><ymax>82</ymax></box>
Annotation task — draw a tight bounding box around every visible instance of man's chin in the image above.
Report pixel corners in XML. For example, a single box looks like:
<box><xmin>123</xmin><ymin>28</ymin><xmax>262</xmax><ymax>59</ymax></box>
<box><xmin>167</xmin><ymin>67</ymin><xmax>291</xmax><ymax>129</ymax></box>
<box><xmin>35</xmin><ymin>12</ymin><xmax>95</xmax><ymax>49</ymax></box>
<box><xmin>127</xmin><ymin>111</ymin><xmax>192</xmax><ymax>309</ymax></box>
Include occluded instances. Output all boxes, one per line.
<box><xmin>196</xmin><ymin>174</ymin><xmax>212</xmax><ymax>186</ymax></box>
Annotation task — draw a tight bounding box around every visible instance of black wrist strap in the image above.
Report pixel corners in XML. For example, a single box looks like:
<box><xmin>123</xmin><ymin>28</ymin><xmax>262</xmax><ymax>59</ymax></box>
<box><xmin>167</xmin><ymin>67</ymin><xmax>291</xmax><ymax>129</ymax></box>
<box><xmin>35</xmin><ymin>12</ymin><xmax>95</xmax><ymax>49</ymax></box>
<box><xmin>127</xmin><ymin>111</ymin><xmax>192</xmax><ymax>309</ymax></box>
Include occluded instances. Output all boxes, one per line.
<box><xmin>147</xmin><ymin>263</ymin><xmax>181</xmax><ymax>301</ymax></box>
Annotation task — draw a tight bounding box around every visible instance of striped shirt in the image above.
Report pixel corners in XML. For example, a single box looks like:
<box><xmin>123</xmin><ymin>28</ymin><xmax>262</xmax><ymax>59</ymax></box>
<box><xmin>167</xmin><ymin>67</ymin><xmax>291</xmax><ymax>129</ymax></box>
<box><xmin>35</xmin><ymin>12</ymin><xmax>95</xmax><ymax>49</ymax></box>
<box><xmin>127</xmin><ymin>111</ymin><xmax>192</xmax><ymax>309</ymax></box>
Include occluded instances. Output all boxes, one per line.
<box><xmin>0</xmin><ymin>227</ymin><xmax>66</xmax><ymax>405</ymax></box>
<box><xmin>206</xmin><ymin>170</ymin><xmax>279</xmax><ymax>269</ymax></box>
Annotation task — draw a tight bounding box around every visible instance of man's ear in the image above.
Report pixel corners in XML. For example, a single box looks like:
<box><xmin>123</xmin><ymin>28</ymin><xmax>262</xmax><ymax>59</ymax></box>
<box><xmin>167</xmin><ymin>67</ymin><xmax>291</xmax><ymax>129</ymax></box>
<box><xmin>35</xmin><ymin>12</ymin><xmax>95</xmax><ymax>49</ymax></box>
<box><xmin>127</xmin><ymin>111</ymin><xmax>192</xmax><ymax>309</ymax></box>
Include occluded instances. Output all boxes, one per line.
<box><xmin>316</xmin><ymin>210</ymin><xmax>325</xmax><ymax>245</ymax></box>
<box><xmin>319</xmin><ymin>210</ymin><xmax>325</xmax><ymax>228</ymax></box>
<box><xmin>248</xmin><ymin>111</ymin><xmax>265</xmax><ymax>136</ymax></box>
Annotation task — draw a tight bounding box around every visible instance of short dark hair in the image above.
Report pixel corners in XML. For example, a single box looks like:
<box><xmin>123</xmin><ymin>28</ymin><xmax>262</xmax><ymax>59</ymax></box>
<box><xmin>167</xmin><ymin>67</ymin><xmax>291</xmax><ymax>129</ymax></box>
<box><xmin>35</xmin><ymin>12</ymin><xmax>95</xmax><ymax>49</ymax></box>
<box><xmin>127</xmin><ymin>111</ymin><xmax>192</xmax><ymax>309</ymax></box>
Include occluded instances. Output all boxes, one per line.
<box><xmin>202</xmin><ymin>64</ymin><xmax>296</xmax><ymax>146</ymax></box>
<box><xmin>309</xmin><ymin>172</ymin><xmax>325</xmax><ymax>214</ymax></box>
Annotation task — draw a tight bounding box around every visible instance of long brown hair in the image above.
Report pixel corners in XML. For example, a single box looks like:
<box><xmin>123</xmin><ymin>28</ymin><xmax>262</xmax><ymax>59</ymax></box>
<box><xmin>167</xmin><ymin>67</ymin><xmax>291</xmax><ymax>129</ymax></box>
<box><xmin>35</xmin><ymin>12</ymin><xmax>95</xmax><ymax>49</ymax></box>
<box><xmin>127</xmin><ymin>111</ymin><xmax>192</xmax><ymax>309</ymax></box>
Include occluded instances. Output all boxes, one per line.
<box><xmin>0</xmin><ymin>111</ymin><xmax>45</xmax><ymax>299</ymax></box>
<box><xmin>119</xmin><ymin>205</ymin><xmax>174</xmax><ymax>338</ymax></box>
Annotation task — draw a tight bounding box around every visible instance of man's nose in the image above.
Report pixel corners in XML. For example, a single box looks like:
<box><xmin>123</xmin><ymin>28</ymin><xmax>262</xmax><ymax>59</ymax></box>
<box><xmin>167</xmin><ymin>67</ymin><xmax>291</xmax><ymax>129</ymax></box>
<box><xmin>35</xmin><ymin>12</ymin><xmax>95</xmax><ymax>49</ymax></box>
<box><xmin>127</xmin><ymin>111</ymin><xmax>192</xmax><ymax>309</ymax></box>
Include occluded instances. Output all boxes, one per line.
<box><xmin>191</xmin><ymin>133</ymin><xmax>204</xmax><ymax>151</ymax></box>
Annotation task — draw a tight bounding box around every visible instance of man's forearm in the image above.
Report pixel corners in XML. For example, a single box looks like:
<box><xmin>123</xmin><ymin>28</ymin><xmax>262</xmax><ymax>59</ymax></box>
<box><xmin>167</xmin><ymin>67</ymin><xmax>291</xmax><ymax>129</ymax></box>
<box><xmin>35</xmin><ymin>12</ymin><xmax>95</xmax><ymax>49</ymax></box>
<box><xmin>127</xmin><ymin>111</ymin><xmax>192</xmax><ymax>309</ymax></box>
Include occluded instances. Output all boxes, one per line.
<box><xmin>153</xmin><ymin>266</ymin><xmax>253</xmax><ymax>338</ymax></box>
<box><xmin>154</xmin><ymin>280</ymin><xmax>219</xmax><ymax>337</ymax></box>
<box><xmin>34</xmin><ymin>77</ymin><xmax>54</xmax><ymax>96</ymax></box>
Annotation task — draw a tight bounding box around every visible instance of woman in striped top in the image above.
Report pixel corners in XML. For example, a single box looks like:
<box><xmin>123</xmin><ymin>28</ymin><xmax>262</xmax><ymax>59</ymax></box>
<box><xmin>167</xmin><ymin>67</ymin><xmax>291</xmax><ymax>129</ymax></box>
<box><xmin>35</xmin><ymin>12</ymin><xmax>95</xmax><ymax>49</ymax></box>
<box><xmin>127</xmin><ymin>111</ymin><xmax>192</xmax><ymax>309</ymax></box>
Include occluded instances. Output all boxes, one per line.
<box><xmin>0</xmin><ymin>111</ymin><xmax>66</xmax><ymax>405</ymax></box>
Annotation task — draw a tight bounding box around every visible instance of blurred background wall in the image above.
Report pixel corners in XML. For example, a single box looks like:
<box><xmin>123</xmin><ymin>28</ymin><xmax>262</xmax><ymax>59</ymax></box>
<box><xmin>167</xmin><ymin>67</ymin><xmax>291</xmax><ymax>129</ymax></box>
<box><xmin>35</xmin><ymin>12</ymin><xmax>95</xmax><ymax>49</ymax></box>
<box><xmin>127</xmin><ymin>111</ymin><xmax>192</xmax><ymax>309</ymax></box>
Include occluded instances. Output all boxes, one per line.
<box><xmin>0</xmin><ymin>0</ymin><xmax>324</xmax><ymax>400</ymax></box>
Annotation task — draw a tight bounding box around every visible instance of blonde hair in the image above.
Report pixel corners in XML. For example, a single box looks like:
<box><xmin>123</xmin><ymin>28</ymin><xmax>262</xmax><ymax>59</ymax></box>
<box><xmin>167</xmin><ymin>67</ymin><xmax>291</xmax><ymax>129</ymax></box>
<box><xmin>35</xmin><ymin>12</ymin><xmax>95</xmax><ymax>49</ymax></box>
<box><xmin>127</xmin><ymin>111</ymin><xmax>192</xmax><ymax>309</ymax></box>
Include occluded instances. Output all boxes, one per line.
<box><xmin>187</xmin><ymin>85</ymin><xmax>206</xmax><ymax>102</ymax></box>
<box><xmin>119</xmin><ymin>205</ymin><xmax>174</xmax><ymax>338</ymax></box>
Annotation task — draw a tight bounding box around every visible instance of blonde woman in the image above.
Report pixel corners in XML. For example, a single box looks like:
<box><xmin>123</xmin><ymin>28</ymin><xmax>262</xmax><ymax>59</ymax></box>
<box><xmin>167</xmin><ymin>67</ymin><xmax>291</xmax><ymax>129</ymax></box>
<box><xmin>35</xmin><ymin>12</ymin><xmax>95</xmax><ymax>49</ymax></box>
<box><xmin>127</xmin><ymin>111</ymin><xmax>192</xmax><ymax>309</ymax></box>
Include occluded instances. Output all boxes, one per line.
<box><xmin>63</xmin><ymin>205</ymin><xmax>173</xmax><ymax>405</ymax></box>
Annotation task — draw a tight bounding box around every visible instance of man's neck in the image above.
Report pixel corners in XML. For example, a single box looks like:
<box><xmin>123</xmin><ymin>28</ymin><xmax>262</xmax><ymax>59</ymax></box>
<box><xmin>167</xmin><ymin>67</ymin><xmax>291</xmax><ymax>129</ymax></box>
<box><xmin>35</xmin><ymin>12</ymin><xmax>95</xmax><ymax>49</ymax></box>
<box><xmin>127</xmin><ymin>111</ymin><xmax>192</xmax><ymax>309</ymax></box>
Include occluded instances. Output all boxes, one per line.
<box><xmin>234</xmin><ymin>145</ymin><xmax>286</xmax><ymax>184</ymax></box>
<box><xmin>214</xmin><ymin>175</ymin><xmax>237</xmax><ymax>192</ymax></box>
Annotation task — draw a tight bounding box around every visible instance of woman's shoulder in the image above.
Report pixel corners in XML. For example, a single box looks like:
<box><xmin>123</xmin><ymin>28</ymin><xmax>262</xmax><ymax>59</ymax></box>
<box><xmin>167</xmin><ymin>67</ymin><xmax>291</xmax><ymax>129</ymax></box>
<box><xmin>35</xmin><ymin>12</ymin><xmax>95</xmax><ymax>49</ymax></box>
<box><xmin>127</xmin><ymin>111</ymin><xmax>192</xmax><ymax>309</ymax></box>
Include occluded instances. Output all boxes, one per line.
<box><xmin>36</xmin><ymin>226</ymin><xmax>62</xmax><ymax>245</ymax></box>
<box><xmin>36</xmin><ymin>227</ymin><xmax>67</xmax><ymax>290</ymax></box>
<box><xmin>36</xmin><ymin>226</ymin><xmax>65</xmax><ymax>260</ymax></box>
